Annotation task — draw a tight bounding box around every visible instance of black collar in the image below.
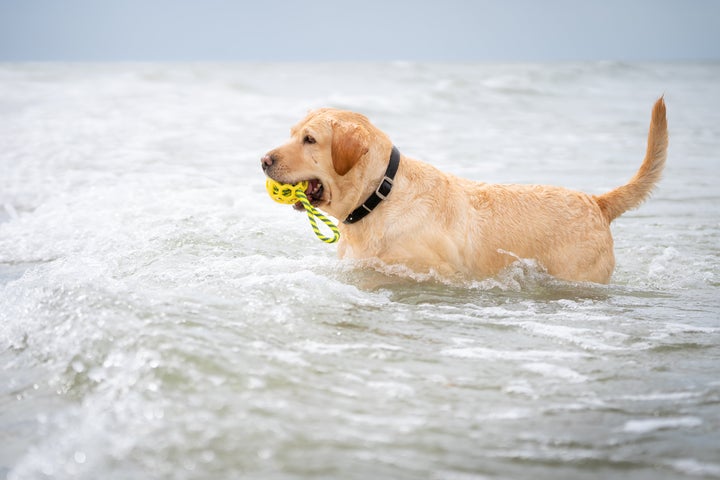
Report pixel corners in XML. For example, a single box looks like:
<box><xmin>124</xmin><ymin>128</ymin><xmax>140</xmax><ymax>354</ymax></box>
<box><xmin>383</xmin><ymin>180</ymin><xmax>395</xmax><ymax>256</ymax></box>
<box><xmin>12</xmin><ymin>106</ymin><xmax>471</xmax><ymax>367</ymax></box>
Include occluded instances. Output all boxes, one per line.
<box><xmin>344</xmin><ymin>146</ymin><xmax>400</xmax><ymax>224</ymax></box>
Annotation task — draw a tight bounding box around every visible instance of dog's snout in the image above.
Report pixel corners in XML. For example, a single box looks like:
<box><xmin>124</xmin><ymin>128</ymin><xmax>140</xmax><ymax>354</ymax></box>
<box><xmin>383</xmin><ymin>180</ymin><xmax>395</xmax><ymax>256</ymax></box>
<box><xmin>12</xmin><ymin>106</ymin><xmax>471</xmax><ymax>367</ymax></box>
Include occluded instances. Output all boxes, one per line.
<box><xmin>261</xmin><ymin>154</ymin><xmax>274</xmax><ymax>171</ymax></box>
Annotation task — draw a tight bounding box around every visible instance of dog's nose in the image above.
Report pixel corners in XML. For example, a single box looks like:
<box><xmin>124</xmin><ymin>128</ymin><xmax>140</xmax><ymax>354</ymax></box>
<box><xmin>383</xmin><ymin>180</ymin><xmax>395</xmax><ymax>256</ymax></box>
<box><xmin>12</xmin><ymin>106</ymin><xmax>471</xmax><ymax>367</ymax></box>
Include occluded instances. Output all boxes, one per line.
<box><xmin>261</xmin><ymin>154</ymin><xmax>273</xmax><ymax>171</ymax></box>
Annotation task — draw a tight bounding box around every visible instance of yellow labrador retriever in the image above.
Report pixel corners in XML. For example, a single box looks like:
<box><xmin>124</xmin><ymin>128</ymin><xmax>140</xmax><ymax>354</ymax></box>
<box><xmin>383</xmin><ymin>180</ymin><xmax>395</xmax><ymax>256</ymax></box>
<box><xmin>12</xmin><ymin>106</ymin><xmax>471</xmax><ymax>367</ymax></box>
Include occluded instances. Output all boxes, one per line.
<box><xmin>261</xmin><ymin>98</ymin><xmax>667</xmax><ymax>284</ymax></box>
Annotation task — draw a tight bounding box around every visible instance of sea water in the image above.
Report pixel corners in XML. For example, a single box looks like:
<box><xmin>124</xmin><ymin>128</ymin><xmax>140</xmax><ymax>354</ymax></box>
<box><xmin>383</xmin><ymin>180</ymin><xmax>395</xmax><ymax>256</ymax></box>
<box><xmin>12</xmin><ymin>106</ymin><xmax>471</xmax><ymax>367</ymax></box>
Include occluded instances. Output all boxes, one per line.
<box><xmin>1</xmin><ymin>62</ymin><xmax>719</xmax><ymax>479</ymax></box>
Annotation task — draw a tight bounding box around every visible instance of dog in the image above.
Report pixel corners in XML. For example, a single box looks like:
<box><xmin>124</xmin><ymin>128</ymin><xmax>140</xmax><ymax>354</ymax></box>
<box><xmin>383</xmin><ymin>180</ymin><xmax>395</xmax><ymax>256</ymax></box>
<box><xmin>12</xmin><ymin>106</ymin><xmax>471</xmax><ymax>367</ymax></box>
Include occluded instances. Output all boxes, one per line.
<box><xmin>261</xmin><ymin>98</ymin><xmax>667</xmax><ymax>284</ymax></box>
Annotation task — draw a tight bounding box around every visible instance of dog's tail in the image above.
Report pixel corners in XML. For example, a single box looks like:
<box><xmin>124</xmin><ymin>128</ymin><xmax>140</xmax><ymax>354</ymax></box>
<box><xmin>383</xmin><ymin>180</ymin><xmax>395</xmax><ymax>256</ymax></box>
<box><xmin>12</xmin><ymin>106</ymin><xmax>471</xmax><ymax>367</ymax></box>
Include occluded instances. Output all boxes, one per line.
<box><xmin>595</xmin><ymin>97</ymin><xmax>668</xmax><ymax>222</ymax></box>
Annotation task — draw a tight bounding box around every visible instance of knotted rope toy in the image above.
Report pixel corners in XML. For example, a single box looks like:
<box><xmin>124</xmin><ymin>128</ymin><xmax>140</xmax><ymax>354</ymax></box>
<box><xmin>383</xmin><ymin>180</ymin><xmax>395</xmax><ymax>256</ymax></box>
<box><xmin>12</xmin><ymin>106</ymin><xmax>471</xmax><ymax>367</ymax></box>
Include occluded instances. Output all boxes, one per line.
<box><xmin>265</xmin><ymin>178</ymin><xmax>340</xmax><ymax>243</ymax></box>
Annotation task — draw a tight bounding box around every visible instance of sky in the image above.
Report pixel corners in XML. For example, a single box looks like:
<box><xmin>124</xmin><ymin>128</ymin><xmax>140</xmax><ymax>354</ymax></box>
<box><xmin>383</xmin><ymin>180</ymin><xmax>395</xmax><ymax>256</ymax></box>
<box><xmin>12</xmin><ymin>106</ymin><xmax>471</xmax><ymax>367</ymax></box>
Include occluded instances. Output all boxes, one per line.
<box><xmin>1</xmin><ymin>0</ymin><xmax>719</xmax><ymax>62</ymax></box>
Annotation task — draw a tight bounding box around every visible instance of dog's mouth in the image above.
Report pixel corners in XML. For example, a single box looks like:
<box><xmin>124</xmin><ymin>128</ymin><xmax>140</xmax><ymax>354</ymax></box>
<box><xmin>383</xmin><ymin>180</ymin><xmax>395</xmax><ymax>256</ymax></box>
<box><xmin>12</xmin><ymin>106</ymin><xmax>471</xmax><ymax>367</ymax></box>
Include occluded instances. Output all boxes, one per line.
<box><xmin>293</xmin><ymin>178</ymin><xmax>325</xmax><ymax>210</ymax></box>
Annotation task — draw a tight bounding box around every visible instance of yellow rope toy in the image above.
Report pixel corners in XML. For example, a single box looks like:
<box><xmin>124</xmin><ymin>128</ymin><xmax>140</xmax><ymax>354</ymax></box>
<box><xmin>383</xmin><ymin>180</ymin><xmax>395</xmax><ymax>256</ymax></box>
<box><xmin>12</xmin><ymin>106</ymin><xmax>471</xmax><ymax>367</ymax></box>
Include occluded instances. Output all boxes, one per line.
<box><xmin>265</xmin><ymin>178</ymin><xmax>340</xmax><ymax>243</ymax></box>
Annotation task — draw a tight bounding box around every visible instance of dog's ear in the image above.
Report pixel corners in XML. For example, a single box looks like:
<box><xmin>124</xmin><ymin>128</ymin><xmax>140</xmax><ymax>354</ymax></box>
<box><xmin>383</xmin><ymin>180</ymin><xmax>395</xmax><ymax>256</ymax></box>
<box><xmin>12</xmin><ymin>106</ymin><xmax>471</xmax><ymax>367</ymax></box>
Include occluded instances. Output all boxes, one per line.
<box><xmin>331</xmin><ymin>121</ymin><xmax>369</xmax><ymax>176</ymax></box>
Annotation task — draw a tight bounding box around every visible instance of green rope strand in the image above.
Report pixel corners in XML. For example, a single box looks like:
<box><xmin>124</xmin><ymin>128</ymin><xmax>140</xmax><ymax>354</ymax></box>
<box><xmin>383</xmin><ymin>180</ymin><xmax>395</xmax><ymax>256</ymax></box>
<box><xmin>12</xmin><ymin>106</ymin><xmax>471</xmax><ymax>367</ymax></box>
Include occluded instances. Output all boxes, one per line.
<box><xmin>295</xmin><ymin>190</ymin><xmax>340</xmax><ymax>243</ymax></box>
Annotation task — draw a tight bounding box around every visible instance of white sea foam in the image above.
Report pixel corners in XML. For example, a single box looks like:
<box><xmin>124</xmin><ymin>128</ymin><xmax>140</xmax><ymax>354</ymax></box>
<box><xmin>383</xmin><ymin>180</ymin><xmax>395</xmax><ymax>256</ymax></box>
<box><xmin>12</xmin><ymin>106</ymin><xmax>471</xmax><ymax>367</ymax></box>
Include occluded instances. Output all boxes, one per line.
<box><xmin>514</xmin><ymin>321</ymin><xmax>626</xmax><ymax>351</ymax></box>
<box><xmin>667</xmin><ymin>459</ymin><xmax>720</xmax><ymax>477</ymax></box>
<box><xmin>622</xmin><ymin>417</ymin><xmax>703</xmax><ymax>434</ymax></box>
<box><xmin>616</xmin><ymin>391</ymin><xmax>703</xmax><ymax>402</ymax></box>
<box><xmin>441</xmin><ymin>346</ymin><xmax>590</xmax><ymax>361</ymax></box>
<box><xmin>521</xmin><ymin>362</ymin><xmax>589</xmax><ymax>383</ymax></box>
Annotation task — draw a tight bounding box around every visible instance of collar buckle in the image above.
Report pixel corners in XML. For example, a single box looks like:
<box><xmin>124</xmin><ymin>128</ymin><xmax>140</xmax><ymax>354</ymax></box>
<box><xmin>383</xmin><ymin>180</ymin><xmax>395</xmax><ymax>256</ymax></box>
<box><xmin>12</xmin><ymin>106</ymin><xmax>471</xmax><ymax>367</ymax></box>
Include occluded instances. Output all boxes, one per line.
<box><xmin>343</xmin><ymin>146</ymin><xmax>400</xmax><ymax>224</ymax></box>
<box><xmin>375</xmin><ymin>176</ymin><xmax>394</xmax><ymax>200</ymax></box>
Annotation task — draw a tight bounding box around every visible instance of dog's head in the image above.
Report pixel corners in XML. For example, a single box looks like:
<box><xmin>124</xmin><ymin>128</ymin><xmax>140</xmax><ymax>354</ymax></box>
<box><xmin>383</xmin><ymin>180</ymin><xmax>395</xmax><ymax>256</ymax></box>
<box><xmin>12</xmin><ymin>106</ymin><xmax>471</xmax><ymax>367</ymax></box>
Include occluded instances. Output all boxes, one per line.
<box><xmin>261</xmin><ymin>108</ymin><xmax>391</xmax><ymax>219</ymax></box>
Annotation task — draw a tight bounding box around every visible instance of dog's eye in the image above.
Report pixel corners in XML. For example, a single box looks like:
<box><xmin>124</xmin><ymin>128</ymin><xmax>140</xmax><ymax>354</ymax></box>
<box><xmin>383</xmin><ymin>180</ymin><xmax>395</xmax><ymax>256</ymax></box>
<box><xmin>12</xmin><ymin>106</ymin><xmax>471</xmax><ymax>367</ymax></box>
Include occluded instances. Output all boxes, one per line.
<box><xmin>303</xmin><ymin>135</ymin><xmax>316</xmax><ymax>145</ymax></box>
